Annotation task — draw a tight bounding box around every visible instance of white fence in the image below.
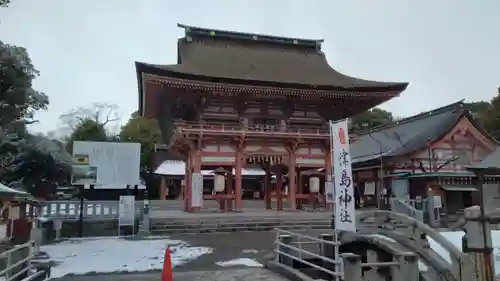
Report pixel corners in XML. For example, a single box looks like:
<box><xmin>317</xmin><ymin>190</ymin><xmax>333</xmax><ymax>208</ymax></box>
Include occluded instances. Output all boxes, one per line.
<box><xmin>27</xmin><ymin>201</ymin><xmax>144</xmax><ymax>221</ymax></box>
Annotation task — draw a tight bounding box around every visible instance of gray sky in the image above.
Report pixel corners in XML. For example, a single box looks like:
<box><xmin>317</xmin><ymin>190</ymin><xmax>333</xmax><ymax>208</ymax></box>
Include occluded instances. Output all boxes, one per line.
<box><xmin>1</xmin><ymin>0</ymin><xmax>499</xmax><ymax>134</ymax></box>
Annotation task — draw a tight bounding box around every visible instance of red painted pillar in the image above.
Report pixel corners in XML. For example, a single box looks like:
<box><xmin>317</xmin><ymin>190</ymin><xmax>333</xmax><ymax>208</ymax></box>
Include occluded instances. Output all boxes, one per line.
<box><xmin>160</xmin><ymin>177</ymin><xmax>167</xmax><ymax>200</ymax></box>
<box><xmin>276</xmin><ymin>170</ymin><xmax>283</xmax><ymax>211</ymax></box>
<box><xmin>288</xmin><ymin>152</ymin><xmax>297</xmax><ymax>210</ymax></box>
<box><xmin>184</xmin><ymin>152</ymin><xmax>192</xmax><ymax>212</ymax></box>
<box><xmin>235</xmin><ymin>149</ymin><xmax>243</xmax><ymax>211</ymax></box>
<box><xmin>226</xmin><ymin>169</ymin><xmax>234</xmax><ymax>210</ymax></box>
<box><xmin>264</xmin><ymin>171</ymin><xmax>271</xmax><ymax>209</ymax></box>
<box><xmin>325</xmin><ymin>146</ymin><xmax>333</xmax><ymax>210</ymax></box>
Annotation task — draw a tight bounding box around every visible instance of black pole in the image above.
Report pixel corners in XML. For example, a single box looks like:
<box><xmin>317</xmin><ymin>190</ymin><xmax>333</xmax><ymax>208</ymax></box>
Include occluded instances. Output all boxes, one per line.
<box><xmin>78</xmin><ymin>185</ymin><xmax>84</xmax><ymax>237</ymax></box>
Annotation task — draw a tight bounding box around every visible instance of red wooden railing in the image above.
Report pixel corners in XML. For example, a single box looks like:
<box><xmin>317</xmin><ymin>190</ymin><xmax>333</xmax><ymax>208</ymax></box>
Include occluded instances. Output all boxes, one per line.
<box><xmin>173</xmin><ymin>121</ymin><xmax>330</xmax><ymax>136</ymax></box>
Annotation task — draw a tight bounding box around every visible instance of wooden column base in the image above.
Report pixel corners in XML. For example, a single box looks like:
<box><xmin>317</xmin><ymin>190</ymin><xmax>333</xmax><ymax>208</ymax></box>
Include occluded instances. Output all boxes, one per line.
<box><xmin>189</xmin><ymin>207</ymin><xmax>201</xmax><ymax>213</ymax></box>
<box><xmin>325</xmin><ymin>203</ymin><xmax>334</xmax><ymax>211</ymax></box>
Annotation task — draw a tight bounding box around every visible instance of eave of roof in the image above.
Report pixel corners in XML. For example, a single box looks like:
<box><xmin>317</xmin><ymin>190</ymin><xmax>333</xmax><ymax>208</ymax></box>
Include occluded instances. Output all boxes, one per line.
<box><xmin>136</xmin><ymin>24</ymin><xmax>410</xmax><ymax>115</ymax></box>
<box><xmin>351</xmin><ymin>101</ymin><xmax>466</xmax><ymax>164</ymax></box>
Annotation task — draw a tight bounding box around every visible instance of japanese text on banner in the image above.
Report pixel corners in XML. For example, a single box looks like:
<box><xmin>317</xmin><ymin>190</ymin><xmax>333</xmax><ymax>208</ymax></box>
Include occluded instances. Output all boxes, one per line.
<box><xmin>330</xmin><ymin>120</ymin><xmax>356</xmax><ymax>232</ymax></box>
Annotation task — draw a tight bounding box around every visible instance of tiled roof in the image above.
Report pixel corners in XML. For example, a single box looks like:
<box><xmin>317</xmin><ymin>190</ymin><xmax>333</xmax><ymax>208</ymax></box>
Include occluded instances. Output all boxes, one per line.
<box><xmin>351</xmin><ymin>101</ymin><xmax>467</xmax><ymax>163</ymax></box>
<box><xmin>136</xmin><ymin>24</ymin><xmax>409</xmax><ymax>115</ymax></box>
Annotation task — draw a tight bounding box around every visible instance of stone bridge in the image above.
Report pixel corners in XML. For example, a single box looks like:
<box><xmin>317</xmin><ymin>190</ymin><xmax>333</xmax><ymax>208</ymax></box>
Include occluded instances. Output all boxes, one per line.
<box><xmin>271</xmin><ymin>207</ymin><xmax>497</xmax><ymax>281</ymax></box>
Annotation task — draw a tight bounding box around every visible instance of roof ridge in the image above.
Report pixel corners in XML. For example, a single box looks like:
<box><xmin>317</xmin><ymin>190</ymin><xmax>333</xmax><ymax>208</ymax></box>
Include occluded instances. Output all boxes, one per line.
<box><xmin>177</xmin><ymin>23</ymin><xmax>323</xmax><ymax>48</ymax></box>
<box><xmin>357</xmin><ymin>100</ymin><xmax>465</xmax><ymax>135</ymax></box>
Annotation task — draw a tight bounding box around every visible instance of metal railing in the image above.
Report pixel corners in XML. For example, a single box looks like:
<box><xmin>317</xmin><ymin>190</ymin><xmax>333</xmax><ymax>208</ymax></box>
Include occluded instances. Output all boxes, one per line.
<box><xmin>274</xmin><ymin>229</ymin><xmax>344</xmax><ymax>279</ymax></box>
<box><xmin>26</xmin><ymin>200</ymin><xmax>144</xmax><ymax>221</ymax></box>
<box><xmin>0</xmin><ymin>241</ymin><xmax>34</xmax><ymax>281</ymax></box>
<box><xmin>274</xmin><ymin>229</ymin><xmax>420</xmax><ymax>281</ymax></box>
<box><xmin>173</xmin><ymin>121</ymin><xmax>330</xmax><ymax>137</ymax></box>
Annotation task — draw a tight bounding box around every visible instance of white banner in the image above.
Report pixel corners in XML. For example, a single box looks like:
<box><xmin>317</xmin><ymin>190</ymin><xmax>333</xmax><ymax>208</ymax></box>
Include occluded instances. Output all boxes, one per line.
<box><xmin>118</xmin><ymin>195</ymin><xmax>135</xmax><ymax>226</ymax></box>
<box><xmin>191</xmin><ymin>173</ymin><xmax>204</xmax><ymax>207</ymax></box>
<box><xmin>330</xmin><ymin>120</ymin><xmax>356</xmax><ymax>232</ymax></box>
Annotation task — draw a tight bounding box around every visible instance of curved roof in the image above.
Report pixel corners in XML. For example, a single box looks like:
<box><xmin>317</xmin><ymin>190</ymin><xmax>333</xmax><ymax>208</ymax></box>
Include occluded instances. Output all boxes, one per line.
<box><xmin>136</xmin><ymin>24</ymin><xmax>408</xmax><ymax>92</ymax></box>
<box><xmin>351</xmin><ymin>101</ymin><xmax>478</xmax><ymax>163</ymax></box>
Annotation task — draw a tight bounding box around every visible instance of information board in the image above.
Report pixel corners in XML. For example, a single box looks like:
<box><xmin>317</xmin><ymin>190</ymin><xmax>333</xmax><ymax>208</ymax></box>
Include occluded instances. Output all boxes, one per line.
<box><xmin>118</xmin><ymin>195</ymin><xmax>135</xmax><ymax>227</ymax></box>
<box><xmin>191</xmin><ymin>173</ymin><xmax>203</xmax><ymax>207</ymax></box>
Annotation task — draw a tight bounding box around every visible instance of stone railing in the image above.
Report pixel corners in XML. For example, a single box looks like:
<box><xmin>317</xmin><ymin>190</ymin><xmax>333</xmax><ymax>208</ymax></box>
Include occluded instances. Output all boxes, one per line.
<box><xmin>27</xmin><ymin>200</ymin><xmax>144</xmax><ymax>221</ymax></box>
<box><xmin>390</xmin><ymin>198</ymin><xmax>424</xmax><ymax>221</ymax></box>
<box><xmin>272</xmin><ymin>229</ymin><xmax>420</xmax><ymax>281</ymax></box>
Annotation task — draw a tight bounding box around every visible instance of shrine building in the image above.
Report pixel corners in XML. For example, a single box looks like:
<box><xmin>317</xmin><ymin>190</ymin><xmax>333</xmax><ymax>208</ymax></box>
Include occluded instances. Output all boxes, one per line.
<box><xmin>135</xmin><ymin>24</ymin><xmax>408</xmax><ymax>212</ymax></box>
<box><xmin>351</xmin><ymin>101</ymin><xmax>499</xmax><ymax>216</ymax></box>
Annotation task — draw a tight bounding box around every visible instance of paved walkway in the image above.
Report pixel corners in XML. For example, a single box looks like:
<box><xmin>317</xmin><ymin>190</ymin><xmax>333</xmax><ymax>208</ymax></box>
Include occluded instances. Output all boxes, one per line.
<box><xmin>52</xmin><ymin>269</ymin><xmax>289</xmax><ymax>281</ymax></box>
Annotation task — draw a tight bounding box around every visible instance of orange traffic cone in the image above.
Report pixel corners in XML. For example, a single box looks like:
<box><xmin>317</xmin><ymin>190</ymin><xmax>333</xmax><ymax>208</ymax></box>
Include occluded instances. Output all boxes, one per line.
<box><xmin>161</xmin><ymin>248</ymin><xmax>173</xmax><ymax>281</ymax></box>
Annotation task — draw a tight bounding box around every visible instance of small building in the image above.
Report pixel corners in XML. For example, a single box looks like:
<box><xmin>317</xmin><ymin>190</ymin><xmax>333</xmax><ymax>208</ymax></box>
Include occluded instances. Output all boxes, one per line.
<box><xmin>135</xmin><ymin>24</ymin><xmax>409</xmax><ymax>212</ymax></box>
<box><xmin>351</xmin><ymin>101</ymin><xmax>499</xmax><ymax>215</ymax></box>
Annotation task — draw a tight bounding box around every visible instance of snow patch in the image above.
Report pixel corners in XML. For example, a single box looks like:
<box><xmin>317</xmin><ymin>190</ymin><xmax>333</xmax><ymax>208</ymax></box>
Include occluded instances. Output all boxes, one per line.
<box><xmin>369</xmin><ymin>231</ymin><xmax>500</xmax><ymax>274</ymax></box>
<box><xmin>242</xmin><ymin>249</ymin><xmax>259</xmax><ymax>254</ymax></box>
<box><xmin>215</xmin><ymin>258</ymin><xmax>263</xmax><ymax>267</ymax></box>
<box><xmin>41</xmin><ymin>236</ymin><xmax>213</xmax><ymax>278</ymax></box>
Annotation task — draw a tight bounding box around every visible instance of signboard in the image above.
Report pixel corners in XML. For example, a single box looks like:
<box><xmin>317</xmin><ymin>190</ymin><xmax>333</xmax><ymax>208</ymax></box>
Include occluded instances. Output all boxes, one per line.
<box><xmin>191</xmin><ymin>173</ymin><xmax>203</xmax><ymax>207</ymax></box>
<box><xmin>72</xmin><ymin>141</ymin><xmax>141</xmax><ymax>185</ymax></box>
<box><xmin>433</xmin><ymin>195</ymin><xmax>443</xmax><ymax>209</ymax></box>
<box><xmin>71</xmin><ymin>153</ymin><xmax>96</xmax><ymax>185</ymax></box>
<box><xmin>330</xmin><ymin>119</ymin><xmax>356</xmax><ymax>232</ymax></box>
<box><xmin>118</xmin><ymin>195</ymin><xmax>135</xmax><ymax>227</ymax></box>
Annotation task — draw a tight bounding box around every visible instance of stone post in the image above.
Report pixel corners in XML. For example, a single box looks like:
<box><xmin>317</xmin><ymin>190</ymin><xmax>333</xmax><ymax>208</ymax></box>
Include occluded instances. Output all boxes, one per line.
<box><xmin>138</xmin><ymin>195</ymin><xmax>150</xmax><ymax>236</ymax></box>
<box><xmin>426</xmin><ymin>187</ymin><xmax>438</xmax><ymax>227</ymax></box>
<box><xmin>277</xmin><ymin>235</ymin><xmax>293</xmax><ymax>267</ymax></box>
<box><xmin>392</xmin><ymin>253</ymin><xmax>419</xmax><ymax>281</ymax></box>
<box><xmin>53</xmin><ymin>219</ymin><xmax>62</xmax><ymax>240</ymax></box>
<box><xmin>463</xmin><ymin>205</ymin><xmax>492</xmax><ymax>281</ymax></box>
<box><xmin>319</xmin><ymin>234</ymin><xmax>335</xmax><ymax>272</ymax></box>
<box><xmin>339</xmin><ymin>253</ymin><xmax>362</xmax><ymax>281</ymax></box>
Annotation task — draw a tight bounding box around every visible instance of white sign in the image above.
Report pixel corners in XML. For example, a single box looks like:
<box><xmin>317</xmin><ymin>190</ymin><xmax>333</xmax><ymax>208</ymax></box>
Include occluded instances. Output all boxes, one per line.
<box><xmin>330</xmin><ymin>119</ymin><xmax>356</xmax><ymax>232</ymax></box>
<box><xmin>433</xmin><ymin>195</ymin><xmax>442</xmax><ymax>209</ymax></box>
<box><xmin>191</xmin><ymin>173</ymin><xmax>203</xmax><ymax>207</ymax></box>
<box><xmin>118</xmin><ymin>195</ymin><xmax>135</xmax><ymax>226</ymax></box>
<box><xmin>73</xmin><ymin>141</ymin><xmax>141</xmax><ymax>185</ymax></box>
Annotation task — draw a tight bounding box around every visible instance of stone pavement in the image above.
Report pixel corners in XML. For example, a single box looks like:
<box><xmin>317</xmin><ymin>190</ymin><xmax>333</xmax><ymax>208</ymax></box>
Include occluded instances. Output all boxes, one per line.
<box><xmin>52</xmin><ymin>269</ymin><xmax>289</xmax><ymax>281</ymax></box>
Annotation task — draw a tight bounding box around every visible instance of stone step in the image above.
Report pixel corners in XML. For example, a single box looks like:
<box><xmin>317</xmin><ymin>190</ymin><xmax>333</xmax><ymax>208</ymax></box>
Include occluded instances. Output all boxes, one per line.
<box><xmin>151</xmin><ymin>223</ymin><xmax>333</xmax><ymax>234</ymax></box>
<box><xmin>152</xmin><ymin>220</ymin><xmax>331</xmax><ymax>230</ymax></box>
<box><xmin>151</xmin><ymin>218</ymin><xmax>331</xmax><ymax>226</ymax></box>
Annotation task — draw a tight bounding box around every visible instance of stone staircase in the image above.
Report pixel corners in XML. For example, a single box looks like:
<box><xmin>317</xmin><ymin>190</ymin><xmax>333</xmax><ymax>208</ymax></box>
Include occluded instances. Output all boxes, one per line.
<box><xmin>150</xmin><ymin>216</ymin><xmax>333</xmax><ymax>234</ymax></box>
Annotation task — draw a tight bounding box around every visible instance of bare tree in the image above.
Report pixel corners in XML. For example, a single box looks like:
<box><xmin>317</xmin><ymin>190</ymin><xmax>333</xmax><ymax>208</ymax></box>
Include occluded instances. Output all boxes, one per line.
<box><xmin>59</xmin><ymin>103</ymin><xmax>120</xmax><ymax>132</ymax></box>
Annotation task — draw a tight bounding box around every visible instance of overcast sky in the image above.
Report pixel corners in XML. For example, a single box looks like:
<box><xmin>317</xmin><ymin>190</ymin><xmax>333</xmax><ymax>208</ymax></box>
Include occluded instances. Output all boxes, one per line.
<box><xmin>1</xmin><ymin>0</ymin><xmax>499</xmax><ymax>134</ymax></box>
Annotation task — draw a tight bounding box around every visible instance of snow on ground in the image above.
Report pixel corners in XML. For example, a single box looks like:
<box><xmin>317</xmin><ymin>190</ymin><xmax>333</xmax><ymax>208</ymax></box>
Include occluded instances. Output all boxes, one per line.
<box><xmin>216</xmin><ymin>258</ymin><xmax>263</xmax><ymax>267</ymax></box>
<box><xmin>242</xmin><ymin>249</ymin><xmax>260</xmax><ymax>254</ymax></box>
<box><xmin>41</xmin><ymin>237</ymin><xmax>213</xmax><ymax>278</ymax></box>
<box><xmin>372</xmin><ymin>230</ymin><xmax>500</xmax><ymax>273</ymax></box>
